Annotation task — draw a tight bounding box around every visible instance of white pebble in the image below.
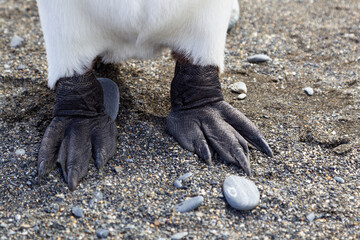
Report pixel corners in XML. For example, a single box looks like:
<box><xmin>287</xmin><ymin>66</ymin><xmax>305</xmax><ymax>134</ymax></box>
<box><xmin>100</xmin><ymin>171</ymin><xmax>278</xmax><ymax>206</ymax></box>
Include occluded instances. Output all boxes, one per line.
<box><xmin>15</xmin><ymin>149</ymin><xmax>25</xmax><ymax>156</ymax></box>
<box><xmin>304</xmin><ymin>87</ymin><xmax>314</xmax><ymax>96</ymax></box>
<box><xmin>171</xmin><ymin>232</ymin><xmax>188</xmax><ymax>240</ymax></box>
<box><xmin>229</xmin><ymin>82</ymin><xmax>247</xmax><ymax>94</ymax></box>
<box><xmin>14</xmin><ymin>214</ymin><xmax>21</xmax><ymax>221</ymax></box>
<box><xmin>237</xmin><ymin>93</ymin><xmax>247</xmax><ymax>100</ymax></box>
<box><xmin>223</xmin><ymin>175</ymin><xmax>260</xmax><ymax>211</ymax></box>
<box><xmin>306</xmin><ymin>212</ymin><xmax>315</xmax><ymax>222</ymax></box>
<box><xmin>247</xmin><ymin>54</ymin><xmax>271</xmax><ymax>63</ymax></box>
<box><xmin>10</xmin><ymin>36</ymin><xmax>24</xmax><ymax>48</ymax></box>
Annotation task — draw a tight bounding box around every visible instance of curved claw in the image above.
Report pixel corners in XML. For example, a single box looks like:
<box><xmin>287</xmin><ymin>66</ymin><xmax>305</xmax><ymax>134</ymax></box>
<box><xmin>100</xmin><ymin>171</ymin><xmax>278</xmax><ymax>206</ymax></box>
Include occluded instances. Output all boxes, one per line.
<box><xmin>220</xmin><ymin>102</ymin><xmax>273</xmax><ymax>157</ymax></box>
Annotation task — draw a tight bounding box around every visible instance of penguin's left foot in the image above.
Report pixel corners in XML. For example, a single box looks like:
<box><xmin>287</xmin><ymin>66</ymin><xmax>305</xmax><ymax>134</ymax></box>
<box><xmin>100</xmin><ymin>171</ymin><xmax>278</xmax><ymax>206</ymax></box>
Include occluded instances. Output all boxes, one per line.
<box><xmin>167</xmin><ymin>60</ymin><xmax>272</xmax><ymax>176</ymax></box>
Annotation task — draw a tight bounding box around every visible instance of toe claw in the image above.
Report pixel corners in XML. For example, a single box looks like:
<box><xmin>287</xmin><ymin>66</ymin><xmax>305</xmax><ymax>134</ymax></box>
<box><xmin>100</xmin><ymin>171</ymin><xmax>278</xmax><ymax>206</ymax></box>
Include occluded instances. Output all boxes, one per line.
<box><xmin>67</xmin><ymin>169</ymin><xmax>79</xmax><ymax>191</ymax></box>
<box><xmin>199</xmin><ymin>142</ymin><xmax>212</xmax><ymax>165</ymax></box>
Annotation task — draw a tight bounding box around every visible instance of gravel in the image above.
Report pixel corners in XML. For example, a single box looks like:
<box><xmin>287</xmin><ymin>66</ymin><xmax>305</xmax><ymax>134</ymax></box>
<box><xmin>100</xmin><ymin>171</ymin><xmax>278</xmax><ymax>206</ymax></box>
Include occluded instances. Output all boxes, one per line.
<box><xmin>306</xmin><ymin>212</ymin><xmax>315</xmax><ymax>222</ymax></box>
<box><xmin>1</xmin><ymin>0</ymin><xmax>359</xmax><ymax>239</ymax></box>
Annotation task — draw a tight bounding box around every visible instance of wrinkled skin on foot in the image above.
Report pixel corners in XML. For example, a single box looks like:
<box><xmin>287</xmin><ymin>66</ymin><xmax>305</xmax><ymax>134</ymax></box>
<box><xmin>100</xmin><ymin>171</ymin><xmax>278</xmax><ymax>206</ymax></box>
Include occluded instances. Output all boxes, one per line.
<box><xmin>167</xmin><ymin>60</ymin><xmax>272</xmax><ymax>175</ymax></box>
<box><xmin>38</xmin><ymin>72</ymin><xmax>117</xmax><ymax>191</ymax></box>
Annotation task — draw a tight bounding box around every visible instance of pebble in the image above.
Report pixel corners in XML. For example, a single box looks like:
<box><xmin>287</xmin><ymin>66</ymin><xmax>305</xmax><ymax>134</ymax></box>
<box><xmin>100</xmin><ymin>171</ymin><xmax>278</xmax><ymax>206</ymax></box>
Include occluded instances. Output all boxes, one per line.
<box><xmin>10</xmin><ymin>36</ymin><xmax>24</xmax><ymax>48</ymax></box>
<box><xmin>94</xmin><ymin>191</ymin><xmax>103</xmax><ymax>201</ymax></box>
<box><xmin>15</xmin><ymin>149</ymin><xmax>25</xmax><ymax>156</ymax></box>
<box><xmin>174</xmin><ymin>196</ymin><xmax>204</xmax><ymax>213</ymax></box>
<box><xmin>171</xmin><ymin>232</ymin><xmax>188</xmax><ymax>240</ymax></box>
<box><xmin>26</xmin><ymin>181</ymin><xmax>31</xmax><ymax>186</ymax></box>
<box><xmin>334</xmin><ymin>177</ymin><xmax>344</xmax><ymax>184</ymax></box>
<box><xmin>229</xmin><ymin>82</ymin><xmax>247</xmax><ymax>94</ymax></box>
<box><xmin>174</xmin><ymin>172</ymin><xmax>193</xmax><ymax>188</ymax></box>
<box><xmin>17</xmin><ymin>64</ymin><xmax>26</xmax><ymax>70</ymax></box>
<box><xmin>223</xmin><ymin>175</ymin><xmax>260</xmax><ymax>211</ymax></box>
<box><xmin>4</xmin><ymin>64</ymin><xmax>10</xmax><ymax>69</ymax></box>
<box><xmin>247</xmin><ymin>54</ymin><xmax>271</xmax><ymax>63</ymax></box>
<box><xmin>304</xmin><ymin>87</ymin><xmax>314</xmax><ymax>96</ymax></box>
<box><xmin>71</xmin><ymin>206</ymin><xmax>84</xmax><ymax>218</ymax></box>
<box><xmin>306</xmin><ymin>212</ymin><xmax>315</xmax><ymax>222</ymax></box>
<box><xmin>14</xmin><ymin>214</ymin><xmax>21</xmax><ymax>221</ymax></box>
<box><xmin>237</xmin><ymin>93</ymin><xmax>247</xmax><ymax>100</ymax></box>
<box><xmin>96</xmin><ymin>228</ymin><xmax>109</xmax><ymax>239</ymax></box>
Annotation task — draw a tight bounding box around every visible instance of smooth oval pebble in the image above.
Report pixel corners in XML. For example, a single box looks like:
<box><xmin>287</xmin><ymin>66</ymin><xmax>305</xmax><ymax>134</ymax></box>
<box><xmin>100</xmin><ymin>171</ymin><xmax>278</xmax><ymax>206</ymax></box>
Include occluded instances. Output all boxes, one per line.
<box><xmin>174</xmin><ymin>172</ymin><xmax>193</xmax><ymax>188</ymax></box>
<box><xmin>71</xmin><ymin>206</ymin><xmax>83</xmax><ymax>218</ymax></box>
<box><xmin>237</xmin><ymin>93</ymin><xmax>247</xmax><ymax>100</ymax></box>
<box><xmin>229</xmin><ymin>82</ymin><xmax>247</xmax><ymax>94</ymax></box>
<box><xmin>304</xmin><ymin>87</ymin><xmax>314</xmax><ymax>96</ymax></box>
<box><xmin>223</xmin><ymin>175</ymin><xmax>260</xmax><ymax>211</ymax></box>
<box><xmin>174</xmin><ymin>196</ymin><xmax>204</xmax><ymax>213</ymax></box>
<box><xmin>96</xmin><ymin>228</ymin><xmax>109</xmax><ymax>238</ymax></box>
<box><xmin>247</xmin><ymin>54</ymin><xmax>271</xmax><ymax>63</ymax></box>
<box><xmin>334</xmin><ymin>177</ymin><xmax>344</xmax><ymax>183</ymax></box>
<box><xmin>171</xmin><ymin>232</ymin><xmax>188</xmax><ymax>240</ymax></box>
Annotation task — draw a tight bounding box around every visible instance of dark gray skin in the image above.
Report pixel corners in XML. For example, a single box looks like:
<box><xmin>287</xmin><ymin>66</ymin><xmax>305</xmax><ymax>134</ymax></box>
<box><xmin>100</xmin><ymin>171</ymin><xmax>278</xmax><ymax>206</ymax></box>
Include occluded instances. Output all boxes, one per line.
<box><xmin>38</xmin><ymin>59</ymin><xmax>273</xmax><ymax>191</ymax></box>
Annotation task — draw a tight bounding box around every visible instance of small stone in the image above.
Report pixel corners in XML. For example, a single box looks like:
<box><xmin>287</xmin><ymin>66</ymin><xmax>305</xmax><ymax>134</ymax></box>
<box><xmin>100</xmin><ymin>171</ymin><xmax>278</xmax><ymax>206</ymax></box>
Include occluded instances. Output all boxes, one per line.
<box><xmin>174</xmin><ymin>180</ymin><xmax>182</xmax><ymax>188</ymax></box>
<box><xmin>229</xmin><ymin>82</ymin><xmax>247</xmax><ymax>94</ymax></box>
<box><xmin>174</xmin><ymin>172</ymin><xmax>193</xmax><ymax>188</ymax></box>
<box><xmin>96</xmin><ymin>228</ymin><xmax>109</xmax><ymax>239</ymax></box>
<box><xmin>71</xmin><ymin>206</ymin><xmax>84</xmax><ymax>218</ymax></box>
<box><xmin>15</xmin><ymin>149</ymin><xmax>25</xmax><ymax>156</ymax></box>
<box><xmin>15</xmin><ymin>214</ymin><xmax>21</xmax><ymax>221</ymax></box>
<box><xmin>10</xmin><ymin>36</ymin><xmax>24</xmax><ymax>48</ymax></box>
<box><xmin>171</xmin><ymin>232</ymin><xmax>188</xmax><ymax>240</ymax></box>
<box><xmin>94</xmin><ymin>191</ymin><xmax>103</xmax><ymax>201</ymax></box>
<box><xmin>26</xmin><ymin>181</ymin><xmax>31</xmax><ymax>186</ymax></box>
<box><xmin>237</xmin><ymin>93</ymin><xmax>247</xmax><ymax>100</ymax></box>
<box><xmin>334</xmin><ymin>177</ymin><xmax>344</xmax><ymax>184</ymax></box>
<box><xmin>17</xmin><ymin>65</ymin><xmax>26</xmax><ymax>70</ymax></box>
<box><xmin>247</xmin><ymin>54</ymin><xmax>271</xmax><ymax>63</ymax></box>
<box><xmin>306</xmin><ymin>212</ymin><xmax>315</xmax><ymax>222</ymax></box>
<box><xmin>114</xmin><ymin>166</ymin><xmax>122</xmax><ymax>173</ymax></box>
<box><xmin>304</xmin><ymin>87</ymin><xmax>314</xmax><ymax>96</ymax></box>
<box><xmin>174</xmin><ymin>196</ymin><xmax>204</xmax><ymax>213</ymax></box>
<box><xmin>4</xmin><ymin>64</ymin><xmax>10</xmax><ymax>69</ymax></box>
<box><xmin>223</xmin><ymin>175</ymin><xmax>260</xmax><ymax>211</ymax></box>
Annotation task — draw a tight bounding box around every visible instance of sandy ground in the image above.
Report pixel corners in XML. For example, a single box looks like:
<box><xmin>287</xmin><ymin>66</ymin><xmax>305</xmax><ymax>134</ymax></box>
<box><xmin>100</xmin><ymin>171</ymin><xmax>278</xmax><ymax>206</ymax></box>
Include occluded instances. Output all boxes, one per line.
<box><xmin>0</xmin><ymin>0</ymin><xmax>359</xmax><ymax>239</ymax></box>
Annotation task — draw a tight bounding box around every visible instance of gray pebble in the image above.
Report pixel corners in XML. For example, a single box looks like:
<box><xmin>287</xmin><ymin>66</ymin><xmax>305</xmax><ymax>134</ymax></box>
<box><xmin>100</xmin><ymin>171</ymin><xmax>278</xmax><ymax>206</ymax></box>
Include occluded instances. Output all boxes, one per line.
<box><xmin>17</xmin><ymin>64</ymin><xmax>26</xmax><ymax>70</ymax></box>
<box><xmin>306</xmin><ymin>212</ymin><xmax>315</xmax><ymax>222</ymax></box>
<box><xmin>304</xmin><ymin>87</ymin><xmax>314</xmax><ymax>96</ymax></box>
<box><xmin>10</xmin><ymin>36</ymin><xmax>24</xmax><ymax>48</ymax></box>
<box><xmin>94</xmin><ymin>191</ymin><xmax>103</xmax><ymax>201</ymax></box>
<box><xmin>174</xmin><ymin>196</ymin><xmax>204</xmax><ymax>213</ymax></box>
<box><xmin>237</xmin><ymin>93</ymin><xmax>247</xmax><ymax>100</ymax></box>
<box><xmin>174</xmin><ymin>180</ymin><xmax>182</xmax><ymax>188</ymax></box>
<box><xmin>334</xmin><ymin>177</ymin><xmax>344</xmax><ymax>184</ymax></box>
<box><xmin>247</xmin><ymin>54</ymin><xmax>271</xmax><ymax>63</ymax></box>
<box><xmin>4</xmin><ymin>64</ymin><xmax>10</xmax><ymax>69</ymax></box>
<box><xmin>15</xmin><ymin>149</ymin><xmax>25</xmax><ymax>156</ymax></box>
<box><xmin>229</xmin><ymin>81</ymin><xmax>247</xmax><ymax>94</ymax></box>
<box><xmin>174</xmin><ymin>172</ymin><xmax>193</xmax><ymax>188</ymax></box>
<box><xmin>96</xmin><ymin>228</ymin><xmax>109</xmax><ymax>239</ymax></box>
<box><xmin>171</xmin><ymin>232</ymin><xmax>188</xmax><ymax>240</ymax></box>
<box><xmin>223</xmin><ymin>175</ymin><xmax>260</xmax><ymax>211</ymax></box>
<box><xmin>26</xmin><ymin>181</ymin><xmax>31</xmax><ymax>186</ymax></box>
<box><xmin>71</xmin><ymin>206</ymin><xmax>84</xmax><ymax>218</ymax></box>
